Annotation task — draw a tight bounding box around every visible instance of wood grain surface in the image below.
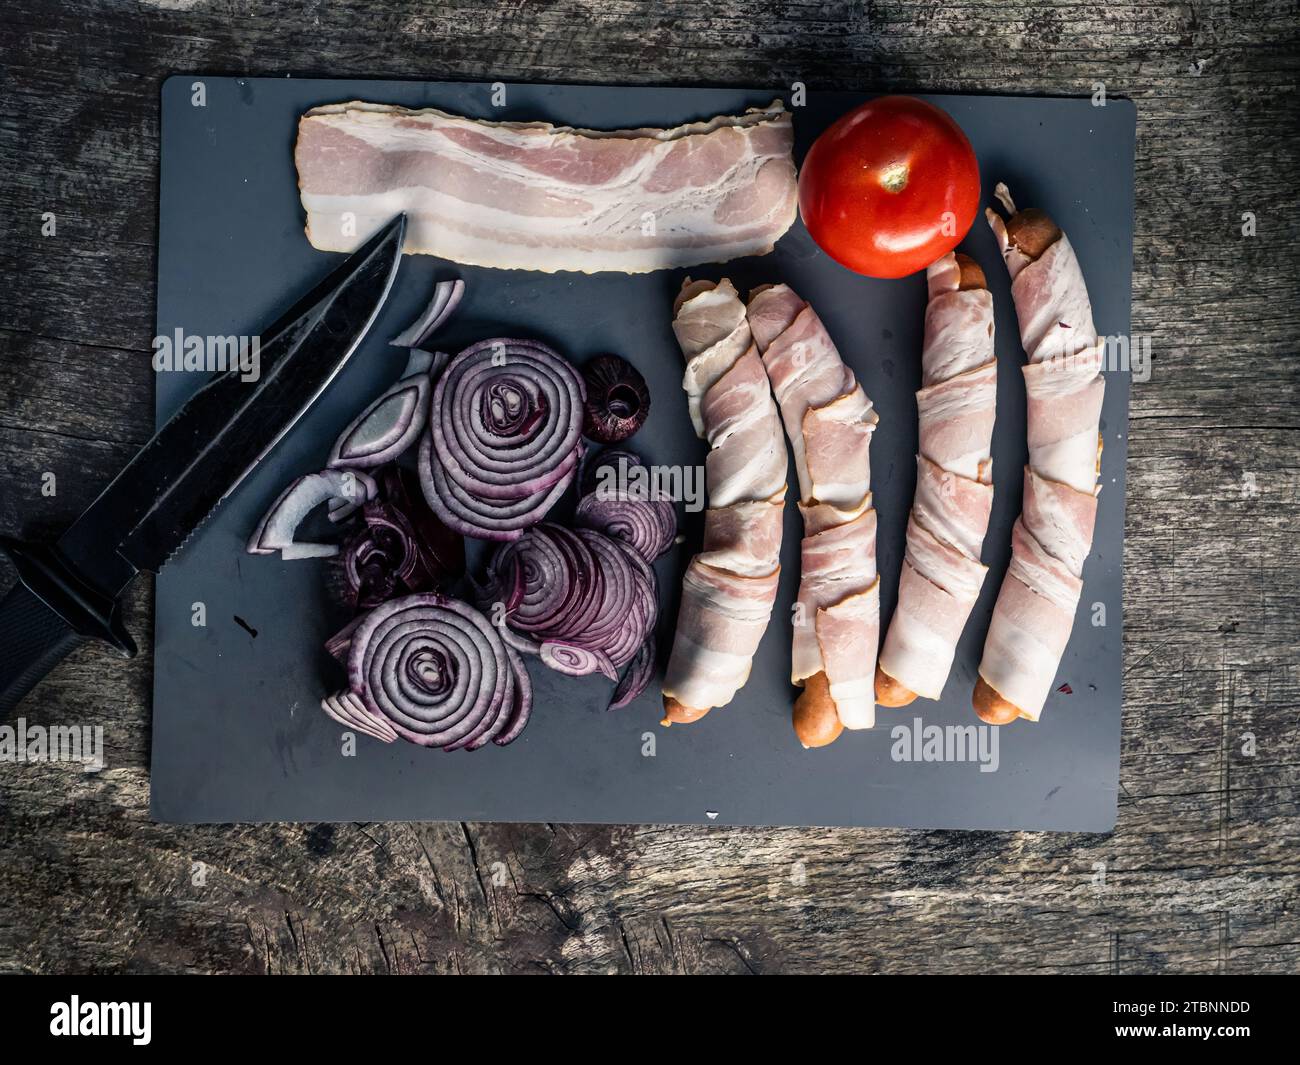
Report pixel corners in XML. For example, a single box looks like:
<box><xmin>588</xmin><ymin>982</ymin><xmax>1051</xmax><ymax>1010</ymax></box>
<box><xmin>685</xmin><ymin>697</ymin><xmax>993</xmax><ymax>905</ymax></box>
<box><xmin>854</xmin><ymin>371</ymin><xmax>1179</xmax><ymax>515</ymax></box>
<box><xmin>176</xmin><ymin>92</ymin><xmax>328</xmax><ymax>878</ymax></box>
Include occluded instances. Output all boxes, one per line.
<box><xmin>0</xmin><ymin>0</ymin><xmax>1297</xmax><ymax>974</ymax></box>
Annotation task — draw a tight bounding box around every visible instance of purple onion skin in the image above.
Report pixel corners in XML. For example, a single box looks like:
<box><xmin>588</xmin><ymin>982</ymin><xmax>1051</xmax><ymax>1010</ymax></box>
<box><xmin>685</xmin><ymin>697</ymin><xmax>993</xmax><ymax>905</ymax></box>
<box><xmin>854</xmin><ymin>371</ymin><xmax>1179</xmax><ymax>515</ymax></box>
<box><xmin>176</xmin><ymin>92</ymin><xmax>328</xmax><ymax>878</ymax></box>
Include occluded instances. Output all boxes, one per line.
<box><xmin>582</xmin><ymin>355</ymin><xmax>650</xmax><ymax>444</ymax></box>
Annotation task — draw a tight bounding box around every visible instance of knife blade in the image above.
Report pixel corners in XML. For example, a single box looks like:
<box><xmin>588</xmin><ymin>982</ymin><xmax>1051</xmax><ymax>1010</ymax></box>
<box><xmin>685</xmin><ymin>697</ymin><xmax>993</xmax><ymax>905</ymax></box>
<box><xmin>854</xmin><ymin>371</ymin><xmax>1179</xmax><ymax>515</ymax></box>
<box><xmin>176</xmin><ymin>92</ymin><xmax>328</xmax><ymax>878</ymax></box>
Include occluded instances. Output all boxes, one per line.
<box><xmin>0</xmin><ymin>214</ymin><xmax>406</xmax><ymax>716</ymax></box>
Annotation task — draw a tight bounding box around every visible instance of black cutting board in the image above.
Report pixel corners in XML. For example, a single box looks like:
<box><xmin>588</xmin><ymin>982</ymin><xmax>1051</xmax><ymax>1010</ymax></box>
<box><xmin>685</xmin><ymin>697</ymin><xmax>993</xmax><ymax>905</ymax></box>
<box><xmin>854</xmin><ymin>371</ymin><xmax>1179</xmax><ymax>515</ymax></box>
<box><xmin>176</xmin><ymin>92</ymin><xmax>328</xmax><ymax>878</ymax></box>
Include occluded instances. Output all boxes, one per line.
<box><xmin>151</xmin><ymin>77</ymin><xmax>1135</xmax><ymax>829</ymax></box>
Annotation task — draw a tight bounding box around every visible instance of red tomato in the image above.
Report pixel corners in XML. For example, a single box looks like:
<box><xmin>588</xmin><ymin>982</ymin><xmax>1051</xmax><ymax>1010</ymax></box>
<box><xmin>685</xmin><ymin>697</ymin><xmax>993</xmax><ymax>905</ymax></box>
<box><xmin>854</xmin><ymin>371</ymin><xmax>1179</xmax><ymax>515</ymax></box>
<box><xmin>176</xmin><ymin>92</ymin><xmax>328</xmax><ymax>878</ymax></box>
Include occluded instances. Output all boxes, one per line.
<box><xmin>798</xmin><ymin>96</ymin><xmax>980</xmax><ymax>279</ymax></box>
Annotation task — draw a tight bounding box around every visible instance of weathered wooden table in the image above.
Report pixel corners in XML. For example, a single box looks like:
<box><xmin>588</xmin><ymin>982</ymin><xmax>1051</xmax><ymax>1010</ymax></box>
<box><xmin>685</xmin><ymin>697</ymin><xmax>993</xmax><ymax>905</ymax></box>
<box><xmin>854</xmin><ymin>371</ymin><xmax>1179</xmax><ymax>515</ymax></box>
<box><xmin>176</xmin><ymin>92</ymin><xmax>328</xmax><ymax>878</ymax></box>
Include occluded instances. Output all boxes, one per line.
<box><xmin>1</xmin><ymin>1</ymin><xmax>1296</xmax><ymax>974</ymax></box>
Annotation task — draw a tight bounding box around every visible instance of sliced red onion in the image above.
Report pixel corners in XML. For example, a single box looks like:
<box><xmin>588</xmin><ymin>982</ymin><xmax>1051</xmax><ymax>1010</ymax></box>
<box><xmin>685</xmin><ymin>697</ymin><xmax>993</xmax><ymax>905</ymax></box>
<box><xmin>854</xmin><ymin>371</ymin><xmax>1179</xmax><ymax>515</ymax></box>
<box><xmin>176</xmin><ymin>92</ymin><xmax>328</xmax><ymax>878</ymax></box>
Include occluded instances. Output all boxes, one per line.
<box><xmin>479</xmin><ymin>523</ymin><xmax>660</xmax><ymax>684</ymax></box>
<box><xmin>581</xmin><ymin>354</ymin><xmax>650</xmax><ymax>443</ymax></box>
<box><xmin>573</xmin><ymin>529</ymin><xmax>639</xmax><ymax>652</ymax></box>
<box><xmin>575</xmin><ymin>491</ymin><xmax>675</xmax><ymax>560</ymax></box>
<box><xmin>331</xmin><ymin>467</ymin><xmax>465</xmax><ymax>610</ymax></box>
<box><xmin>346</xmin><ymin>593</ymin><xmax>531</xmax><ymax>750</ymax></box>
<box><xmin>326</xmin><ymin>469</ymin><xmax>379</xmax><ymax>523</ymax></box>
<box><xmin>492</xmin><ymin>651</ymin><xmax>533</xmax><ymax>746</ymax></box>
<box><xmin>248</xmin><ymin>469</ymin><xmax>376</xmax><ymax>559</ymax></box>
<box><xmin>609</xmin><ymin>638</ymin><xmax>656</xmax><ymax>710</ymax></box>
<box><xmin>498</xmin><ymin>624</ymin><xmax>541</xmax><ymax>657</ymax></box>
<box><xmin>576</xmin><ymin>448</ymin><xmax>676</xmax><ymax>560</ymax></box>
<box><xmin>321</xmin><ymin>689</ymin><xmax>398</xmax><ymax>743</ymax></box>
<box><xmin>342</xmin><ymin>500</ymin><xmax>422</xmax><ymax>608</ymax></box>
<box><xmin>604</xmin><ymin>539</ymin><xmax>658</xmax><ymax>666</ymax></box>
<box><xmin>419</xmin><ymin>339</ymin><xmax>585</xmax><ymax>541</ymax></box>
<box><xmin>379</xmin><ymin>465</ymin><xmax>464</xmax><ymax>583</ymax></box>
<box><xmin>391</xmin><ymin>279</ymin><xmax>465</xmax><ymax>348</ymax></box>
<box><xmin>599</xmin><ymin>584</ymin><xmax>648</xmax><ymax>669</ymax></box>
<box><xmin>489</xmin><ymin>526</ymin><xmax>591</xmax><ymax>639</ymax></box>
<box><xmin>540</xmin><ymin>642</ymin><xmax>616</xmax><ymax>680</ymax></box>
<box><xmin>328</xmin><ymin>349</ymin><xmax>434</xmax><ymax>469</ymax></box>
<box><xmin>504</xmin><ymin>559</ymin><xmax>525</xmax><ymax>612</ymax></box>
<box><xmin>325</xmin><ymin>615</ymin><xmax>364</xmax><ymax>663</ymax></box>
<box><xmin>580</xmin><ymin>447</ymin><xmax>643</xmax><ymax>497</ymax></box>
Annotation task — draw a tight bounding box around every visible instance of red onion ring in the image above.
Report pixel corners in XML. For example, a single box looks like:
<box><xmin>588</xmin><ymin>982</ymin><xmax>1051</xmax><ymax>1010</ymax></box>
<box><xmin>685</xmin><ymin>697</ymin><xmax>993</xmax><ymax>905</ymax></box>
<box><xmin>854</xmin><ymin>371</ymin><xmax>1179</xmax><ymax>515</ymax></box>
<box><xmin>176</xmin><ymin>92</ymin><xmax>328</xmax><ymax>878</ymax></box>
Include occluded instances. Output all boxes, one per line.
<box><xmin>346</xmin><ymin>593</ymin><xmax>531</xmax><ymax>750</ymax></box>
<box><xmin>479</xmin><ymin>523</ymin><xmax>660</xmax><ymax>685</ymax></box>
<box><xmin>420</xmin><ymin>339</ymin><xmax>585</xmax><ymax>541</ymax></box>
<box><xmin>575</xmin><ymin>491</ymin><xmax>675</xmax><ymax>560</ymax></box>
<box><xmin>541</xmin><ymin>642</ymin><xmax>617</xmax><ymax>680</ymax></box>
<box><xmin>576</xmin><ymin>448</ymin><xmax>677</xmax><ymax>559</ymax></box>
<box><xmin>573</xmin><ymin>529</ymin><xmax>639</xmax><ymax>653</ymax></box>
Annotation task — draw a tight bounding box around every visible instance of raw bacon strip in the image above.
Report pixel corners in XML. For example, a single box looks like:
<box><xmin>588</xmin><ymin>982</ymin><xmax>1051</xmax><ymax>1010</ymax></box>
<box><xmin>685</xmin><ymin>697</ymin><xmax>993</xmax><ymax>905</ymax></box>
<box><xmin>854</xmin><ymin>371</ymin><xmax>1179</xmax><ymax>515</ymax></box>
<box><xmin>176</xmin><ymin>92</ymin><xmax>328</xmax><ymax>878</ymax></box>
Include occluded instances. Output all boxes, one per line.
<box><xmin>974</xmin><ymin>183</ymin><xmax>1105</xmax><ymax>724</ymax></box>
<box><xmin>295</xmin><ymin>101</ymin><xmax>798</xmax><ymax>275</ymax></box>
<box><xmin>661</xmin><ymin>280</ymin><xmax>786</xmax><ymax>723</ymax></box>
<box><xmin>747</xmin><ymin>285</ymin><xmax>880</xmax><ymax>742</ymax></box>
<box><xmin>877</xmin><ymin>253</ymin><xmax>997</xmax><ymax>704</ymax></box>
<box><xmin>665</xmin><ymin>562</ymin><xmax>782</xmax><ymax>714</ymax></box>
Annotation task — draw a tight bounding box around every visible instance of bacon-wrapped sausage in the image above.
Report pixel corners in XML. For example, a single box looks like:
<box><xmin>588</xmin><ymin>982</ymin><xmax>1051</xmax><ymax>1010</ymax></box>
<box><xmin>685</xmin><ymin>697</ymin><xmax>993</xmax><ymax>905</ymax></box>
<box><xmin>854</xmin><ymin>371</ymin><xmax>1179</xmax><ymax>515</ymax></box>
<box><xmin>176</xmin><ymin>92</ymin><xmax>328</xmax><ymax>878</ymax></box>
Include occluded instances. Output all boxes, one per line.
<box><xmin>747</xmin><ymin>285</ymin><xmax>880</xmax><ymax>747</ymax></box>
<box><xmin>661</xmin><ymin>280</ymin><xmax>787</xmax><ymax>724</ymax></box>
<box><xmin>876</xmin><ymin>252</ymin><xmax>997</xmax><ymax>706</ymax></box>
<box><xmin>974</xmin><ymin>183</ymin><xmax>1104</xmax><ymax>724</ymax></box>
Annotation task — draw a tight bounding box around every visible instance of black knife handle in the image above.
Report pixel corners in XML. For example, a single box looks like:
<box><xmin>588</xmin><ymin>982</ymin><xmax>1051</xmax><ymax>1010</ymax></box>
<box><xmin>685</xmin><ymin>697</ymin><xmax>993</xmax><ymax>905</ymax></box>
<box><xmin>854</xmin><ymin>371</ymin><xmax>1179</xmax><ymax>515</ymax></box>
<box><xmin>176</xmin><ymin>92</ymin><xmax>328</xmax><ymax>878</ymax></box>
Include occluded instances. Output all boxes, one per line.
<box><xmin>0</xmin><ymin>537</ymin><xmax>136</xmax><ymax>719</ymax></box>
<box><xmin>0</xmin><ymin>581</ymin><xmax>87</xmax><ymax>718</ymax></box>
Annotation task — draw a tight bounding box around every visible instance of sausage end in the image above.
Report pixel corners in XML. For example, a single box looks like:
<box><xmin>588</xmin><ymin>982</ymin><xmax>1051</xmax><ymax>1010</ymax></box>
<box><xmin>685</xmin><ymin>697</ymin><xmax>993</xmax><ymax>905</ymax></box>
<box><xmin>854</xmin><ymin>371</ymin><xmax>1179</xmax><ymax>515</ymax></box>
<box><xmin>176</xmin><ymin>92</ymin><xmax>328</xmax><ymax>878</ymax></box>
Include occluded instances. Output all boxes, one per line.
<box><xmin>973</xmin><ymin>676</ymin><xmax>1022</xmax><ymax>725</ymax></box>
<box><xmin>661</xmin><ymin>696</ymin><xmax>711</xmax><ymax>726</ymax></box>
<box><xmin>792</xmin><ymin>671</ymin><xmax>843</xmax><ymax>748</ymax></box>
<box><xmin>954</xmin><ymin>253</ymin><xmax>987</xmax><ymax>291</ymax></box>
<box><xmin>1004</xmin><ymin>208</ymin><xmax>1061</xmax><ymax>261</ymax></box>
<box><xmin>874</xmin><ymin>663</ymin><xmax>919</xmax><ymax>707</ymax></box>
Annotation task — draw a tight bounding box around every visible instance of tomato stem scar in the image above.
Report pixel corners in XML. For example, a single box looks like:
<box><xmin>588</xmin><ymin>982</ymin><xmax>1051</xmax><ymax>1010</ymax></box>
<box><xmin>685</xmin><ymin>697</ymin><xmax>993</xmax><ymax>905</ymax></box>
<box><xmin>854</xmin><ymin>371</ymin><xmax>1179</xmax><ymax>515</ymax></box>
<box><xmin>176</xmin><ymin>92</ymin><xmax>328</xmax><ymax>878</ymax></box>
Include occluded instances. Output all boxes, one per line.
<box><xmin>879</xmin><ymin>161</ymin><xmax>909</xmax><ymax>193</ymax></box>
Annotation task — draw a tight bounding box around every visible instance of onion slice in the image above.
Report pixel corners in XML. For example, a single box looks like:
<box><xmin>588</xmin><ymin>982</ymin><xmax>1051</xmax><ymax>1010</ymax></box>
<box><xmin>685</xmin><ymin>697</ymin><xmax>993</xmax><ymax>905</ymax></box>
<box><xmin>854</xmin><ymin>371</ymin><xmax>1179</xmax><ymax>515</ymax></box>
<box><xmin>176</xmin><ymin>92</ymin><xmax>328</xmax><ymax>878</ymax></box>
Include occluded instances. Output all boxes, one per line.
<box><xmin>248</xmin><ymin>469</ymin><xmax>376</xmax><ymax>559</ymax></box>
<box><xmin>492</xmin><ymin>651</ymin><xmax>534</xmax><ymax>746</ymax></box>
<box><xmin>328</xmin><ymin>349</ymin><xmax>435</xmax><ymax>469</ymax></box>
<box><xmin>541</xmin><ymin>641</ymin><xmax>617</xmax><ymax>680</ymax></box>
<box><xmin>419</xmin><ymin>338</ymin><xmax>585</xmax><ymax>541</ymax></box>
<box><xmin>575</xmin><ymin>491</ymin><xmax>675</xmax><ymax>560</ymax></box>
<box><xmin>321</xmin><ymin>689</ymin><xmax>398</xmax><ymax>743</ymax></box>
<box><xmin>609</xmin><ymin>638</ymin><xmax>656</xmax><ymax>710</ymax></box>
<box><xmin>478</xmin><ymin>523</ymin><xmax>661</xmax><ymax>686</ymax></box>
<box><xmin>575</xmin><ymin>448</ymin><xmax>677</xmax><ymax>560</ymax></box>
<box><xmin>345</xmin><ymin>592</ymin><xmax>532</xmax><ymax>750</ymax></box>
<box><xmin>391</xmin><ymin>279</ymin><xmax>465</xmax><ymax>348</ymax></box>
